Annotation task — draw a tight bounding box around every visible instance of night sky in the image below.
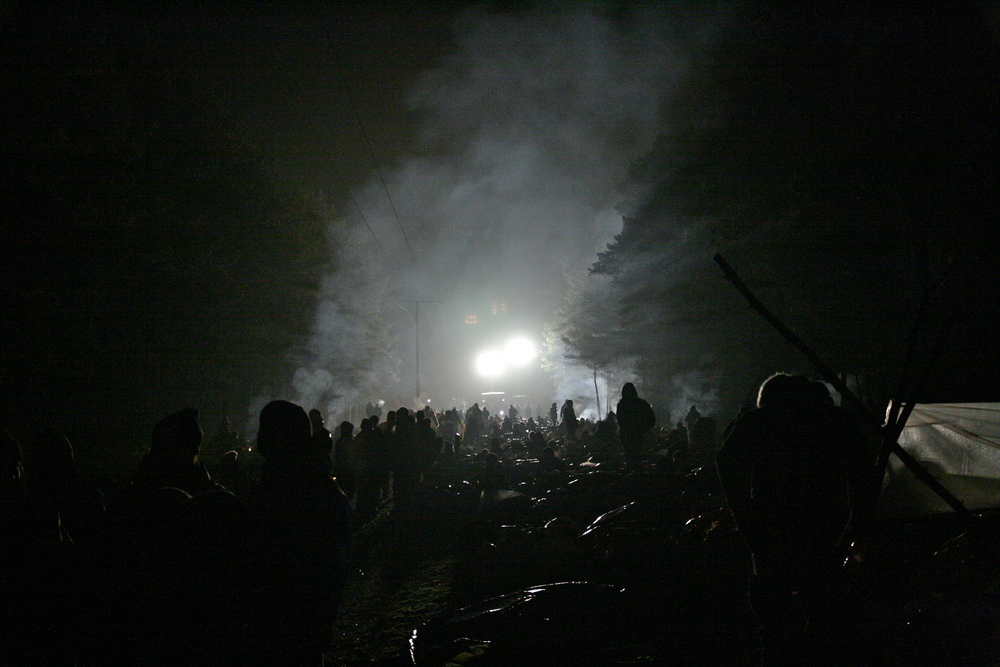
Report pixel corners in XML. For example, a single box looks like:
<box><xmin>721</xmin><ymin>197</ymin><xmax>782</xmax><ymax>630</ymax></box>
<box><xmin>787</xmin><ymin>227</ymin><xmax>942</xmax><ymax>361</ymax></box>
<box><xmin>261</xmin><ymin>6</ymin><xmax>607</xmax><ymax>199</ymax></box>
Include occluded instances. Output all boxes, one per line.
<box><xmin>2</xmin><ymin>1</ymin><xmax>998</xmax><ymax>462</ymax></box>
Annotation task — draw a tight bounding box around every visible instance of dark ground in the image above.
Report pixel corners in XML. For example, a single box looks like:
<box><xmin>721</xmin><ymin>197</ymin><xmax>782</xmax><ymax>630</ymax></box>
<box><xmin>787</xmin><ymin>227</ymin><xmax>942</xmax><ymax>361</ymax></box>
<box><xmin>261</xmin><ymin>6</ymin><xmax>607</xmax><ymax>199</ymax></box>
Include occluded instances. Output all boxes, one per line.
<box><xmin>322</xmin><ymin>461</ymin><xmax>1000</xmax><ymax>666</ymax></box>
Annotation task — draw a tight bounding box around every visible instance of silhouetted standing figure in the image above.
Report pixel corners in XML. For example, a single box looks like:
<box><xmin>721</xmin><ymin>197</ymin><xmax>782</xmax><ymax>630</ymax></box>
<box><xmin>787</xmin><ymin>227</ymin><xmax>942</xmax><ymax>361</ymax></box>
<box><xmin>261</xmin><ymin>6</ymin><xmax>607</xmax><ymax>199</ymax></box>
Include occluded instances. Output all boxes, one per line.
<box><xmin>245</xmin><ymin>400</ymin><xmax>352</xmax><ymax>666</ymax></box>
<box><xmin>353</xmin><ymin>417</ymin><xmax>380</xmax><ymax>524</ymax></box>
<box><xmin>309</xmin><ymin>409</ymin><xmax>333</xmax><ymax>466</ymax></box>
<box><xmin>20</xmin><ymin>428</ymin><xmax>106</xmax><ymax>663</ymax></box>
<box><xmin>716</xmin><ymin>374</ymin><xmax>870</xmax><ymax>666</ymax></box>
<box><xmin>132</xmin><ymin>408</ymin><xmax>221</xmax><ymax>497</ymax></box>
<box><xmin>1</xmin><ymin>430</ymin><xmax>28</xmax><ymax>665</ymax></box>
<box><xmin>391</xmin><ymin>408</ymin><xmax>419</xmax><ymax>517</ymax></box>
<box><xmin>560</xmin><ymin>399</ymin><xmax>578</xmax><ymax>441</ymax></box>
<box><xmin>684</xmin><ymin>405</ymin><xmax>702</xmax><ymax>434</ymax></box>
<box><xmin>110</xmin><ymin>408</ymin><xmax>224</xmax><ymax>665</ymax></box>
<box><xmin>333</xmin><ymin>421</ymin><xmax>358</xmax><ymax>506</ymax></box>
<box><xmin>616</xmin><ymin>383</ymin><xmax>656</xmax><ymax>469</ymax></box>
<box><xmin>549</xmin><ymin>403</ymin><xmax>558</xmax><ymax>428</ymax></box>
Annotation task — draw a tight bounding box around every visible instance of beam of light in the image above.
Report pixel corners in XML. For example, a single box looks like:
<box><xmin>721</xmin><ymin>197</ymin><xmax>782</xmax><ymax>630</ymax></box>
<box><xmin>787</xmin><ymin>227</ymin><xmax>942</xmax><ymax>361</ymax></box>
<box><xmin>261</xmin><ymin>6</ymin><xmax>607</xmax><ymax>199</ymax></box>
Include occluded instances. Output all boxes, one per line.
<box><xmin>475</xmin><ymin>349</ymin><xmax>506</xmax><ymax>378</ymax></box>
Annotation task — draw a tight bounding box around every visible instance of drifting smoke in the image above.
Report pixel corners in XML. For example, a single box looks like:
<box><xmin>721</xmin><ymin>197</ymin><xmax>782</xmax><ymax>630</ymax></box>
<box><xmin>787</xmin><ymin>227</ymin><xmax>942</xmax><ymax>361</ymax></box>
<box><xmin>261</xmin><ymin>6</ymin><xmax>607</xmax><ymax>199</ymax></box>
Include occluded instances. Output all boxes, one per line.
<box><xmin>286</xmin><ymin>3</ymin><xmax>723</xmax><ymax>420</ymax></box>
<box><xmin>369</xmin><ymin>5</ymin><xmax>692</xmax><ymax>293</ymax></box>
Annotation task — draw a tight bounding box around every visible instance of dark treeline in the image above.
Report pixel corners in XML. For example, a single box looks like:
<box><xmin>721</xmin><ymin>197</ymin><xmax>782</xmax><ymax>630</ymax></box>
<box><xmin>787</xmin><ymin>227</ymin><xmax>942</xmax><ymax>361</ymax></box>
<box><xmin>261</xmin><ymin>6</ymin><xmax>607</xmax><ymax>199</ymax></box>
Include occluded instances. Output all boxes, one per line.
<box><xmin>557</xmin><ymin>1</ymin><xmax>999</xmax><ymax>417</ymax></box>
<box><xmin>0</xmin><ymin>4</ymin><xmax>366</xmax><ymax>458</ymax></box>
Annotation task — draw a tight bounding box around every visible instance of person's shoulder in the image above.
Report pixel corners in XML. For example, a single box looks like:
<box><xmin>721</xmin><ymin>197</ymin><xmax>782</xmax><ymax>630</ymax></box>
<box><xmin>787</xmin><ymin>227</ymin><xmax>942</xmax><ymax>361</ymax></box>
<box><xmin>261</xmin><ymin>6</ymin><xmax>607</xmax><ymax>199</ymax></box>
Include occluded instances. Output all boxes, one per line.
<box><xmin>725</xmin><ymin>407</ymin><xmax>765</xmax><ymax>438</ymax></box>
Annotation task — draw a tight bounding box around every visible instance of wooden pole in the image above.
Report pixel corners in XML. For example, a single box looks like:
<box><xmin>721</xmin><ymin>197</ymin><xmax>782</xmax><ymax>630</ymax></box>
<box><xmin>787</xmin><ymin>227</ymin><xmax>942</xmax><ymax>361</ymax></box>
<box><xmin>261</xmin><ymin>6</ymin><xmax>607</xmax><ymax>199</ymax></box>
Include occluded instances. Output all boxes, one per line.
<box><xmin>713</xmin><ymin>252</ymin><xmax>968</xmax><ymax>516</ymax></box>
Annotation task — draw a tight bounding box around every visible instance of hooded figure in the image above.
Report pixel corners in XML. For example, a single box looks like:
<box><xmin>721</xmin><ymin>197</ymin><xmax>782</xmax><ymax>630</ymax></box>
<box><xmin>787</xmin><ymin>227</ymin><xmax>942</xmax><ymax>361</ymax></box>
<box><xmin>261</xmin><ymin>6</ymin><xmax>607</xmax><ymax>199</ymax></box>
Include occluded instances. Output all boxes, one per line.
<box><xmin>716</xmin><ymin>374</ymin><xmax>870</xmax><ymax>664</ymax></box>
<box><xmin>245</xmin><ymin>400</ymin><xmax>351</xmax><ymax>666</ymax></box>
<box><xmin>616</xmin><ymin>383</ymin><xmax>656</xmax><ymax>469</ymax></box>
<box><xmin>560</xmin><ymin>400</ymin><xmax>577</xmax><ymax>440</ymax></box>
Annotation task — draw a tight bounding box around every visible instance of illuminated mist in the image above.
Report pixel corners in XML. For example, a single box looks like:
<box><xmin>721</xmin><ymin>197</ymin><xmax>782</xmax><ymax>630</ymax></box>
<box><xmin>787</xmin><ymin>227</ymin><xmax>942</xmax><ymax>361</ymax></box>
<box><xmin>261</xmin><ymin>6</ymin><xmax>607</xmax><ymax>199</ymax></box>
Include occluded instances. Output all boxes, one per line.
<box><xmin>284</xmin><ymin>3</ymin><xmax>724</xmax><ymax>424</ymax></box>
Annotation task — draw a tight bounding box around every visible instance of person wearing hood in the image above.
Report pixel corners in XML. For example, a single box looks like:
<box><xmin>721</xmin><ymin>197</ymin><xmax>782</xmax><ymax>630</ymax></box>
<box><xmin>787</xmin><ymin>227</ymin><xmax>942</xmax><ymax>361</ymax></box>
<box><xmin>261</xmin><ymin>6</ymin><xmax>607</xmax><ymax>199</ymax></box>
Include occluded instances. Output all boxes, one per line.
<box><xmin>616</xmin><ymin>383</ymin><xmax>656</xmax><ymax>469</ymax></box>
<box><xmin>245</xmin><ymin>400</ymin><xmax>352</xmax><ymax>665</ymax></box>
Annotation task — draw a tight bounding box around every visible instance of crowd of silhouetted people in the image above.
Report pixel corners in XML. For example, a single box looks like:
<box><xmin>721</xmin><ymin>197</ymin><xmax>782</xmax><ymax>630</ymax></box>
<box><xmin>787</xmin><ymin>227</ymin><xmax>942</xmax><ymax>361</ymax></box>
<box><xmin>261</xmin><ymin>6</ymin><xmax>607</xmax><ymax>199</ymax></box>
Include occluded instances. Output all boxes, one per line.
<box><xmin>3</xmin><ymin>374</ymin><xmax>873</xmax><ymax>665</ymax></box>
<box><xmin>0</xmin><ymin>384</ymin><xmax>696</xmax><ymax>664</ymax></box>
<box><xmin>2</xmin><ymin>400</ymin><xmax>356</xmax><ymax>665</ymax></box>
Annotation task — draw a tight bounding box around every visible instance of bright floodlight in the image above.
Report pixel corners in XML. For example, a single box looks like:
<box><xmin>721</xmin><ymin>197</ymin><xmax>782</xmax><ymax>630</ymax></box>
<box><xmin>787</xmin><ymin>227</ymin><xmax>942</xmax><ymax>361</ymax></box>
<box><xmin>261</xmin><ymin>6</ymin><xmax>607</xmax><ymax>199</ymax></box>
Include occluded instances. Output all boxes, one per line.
<box><xmin>475</xmin><ymin>350</ymin><xmax>505</xmax><ymax>378</ymax></box>
<box><xmin>504</xmin><ymin>337</ymin><xmax>535</xmax><ymax>367</ymax></box>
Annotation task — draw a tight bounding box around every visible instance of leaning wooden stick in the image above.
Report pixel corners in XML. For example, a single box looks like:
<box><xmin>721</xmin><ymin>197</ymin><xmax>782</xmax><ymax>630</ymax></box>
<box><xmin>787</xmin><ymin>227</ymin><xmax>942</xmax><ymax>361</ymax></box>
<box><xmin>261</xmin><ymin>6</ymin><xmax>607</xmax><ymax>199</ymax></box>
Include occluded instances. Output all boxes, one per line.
<box><xmin>713</xmin><ymin>252</ymin><xmax>968</xmax><ymax>516</ymax></box>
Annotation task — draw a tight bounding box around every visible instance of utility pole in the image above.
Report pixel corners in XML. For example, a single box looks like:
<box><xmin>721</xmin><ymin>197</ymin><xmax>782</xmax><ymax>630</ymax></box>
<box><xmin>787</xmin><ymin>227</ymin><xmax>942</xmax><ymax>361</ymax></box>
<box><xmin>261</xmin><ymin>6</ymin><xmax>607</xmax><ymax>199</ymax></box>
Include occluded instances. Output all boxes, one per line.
<box><xmin>415</xmin><ymin>301</ymin><xmax>420</xmax><ymax>401</ymax></box>
<box><xmin>411</xmin><ymin>299</ymin><xmax>443</xmax><ymax>404</ymax></box>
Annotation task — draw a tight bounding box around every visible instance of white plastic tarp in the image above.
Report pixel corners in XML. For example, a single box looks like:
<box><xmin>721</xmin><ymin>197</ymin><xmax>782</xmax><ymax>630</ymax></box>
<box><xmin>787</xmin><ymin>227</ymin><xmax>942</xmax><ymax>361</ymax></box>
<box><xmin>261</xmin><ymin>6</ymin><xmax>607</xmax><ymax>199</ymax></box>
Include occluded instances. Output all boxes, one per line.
<box><xmin>878</xmin><ymin>403</ymin><xmax>1000</xmax><ymax>517</ymax></box>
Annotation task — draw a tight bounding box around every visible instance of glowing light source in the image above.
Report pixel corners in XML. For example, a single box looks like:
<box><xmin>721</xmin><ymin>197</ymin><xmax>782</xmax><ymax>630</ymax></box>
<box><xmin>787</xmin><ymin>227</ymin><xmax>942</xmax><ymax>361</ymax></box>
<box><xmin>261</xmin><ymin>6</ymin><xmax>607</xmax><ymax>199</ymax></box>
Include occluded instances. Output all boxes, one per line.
<box><xmin>475</xmin><ymin>350</ymin><xmax>505</xmax><ymax>378</ymax></box>
<box><xmin>504</xmin><ymin>337</ymin><xmax>535</xmax><ymax>367</ymax></box>
<box><xmin>474</xmin><ymin>336</ymin><xmax>537</xmax><ymax>379</ymax></box>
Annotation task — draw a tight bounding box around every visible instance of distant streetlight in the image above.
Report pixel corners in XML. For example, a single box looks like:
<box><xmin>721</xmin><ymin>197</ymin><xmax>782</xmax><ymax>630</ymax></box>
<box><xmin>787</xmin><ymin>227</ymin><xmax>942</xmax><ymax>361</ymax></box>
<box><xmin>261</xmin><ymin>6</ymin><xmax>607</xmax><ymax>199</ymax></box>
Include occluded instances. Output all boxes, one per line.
<box><xmin>474</xmin><ymin>349</ymin><xmax>505</xmax><ymax>378</ymax></box>
<box><xmin>474</xmin><ymin>336</ymin><xmax>537</xmax><ymax>392</ymax></box>
<box><xmin>504</xmin><ymin>337</ymin><xmax>535</xmax><ymax>367</ymax></box>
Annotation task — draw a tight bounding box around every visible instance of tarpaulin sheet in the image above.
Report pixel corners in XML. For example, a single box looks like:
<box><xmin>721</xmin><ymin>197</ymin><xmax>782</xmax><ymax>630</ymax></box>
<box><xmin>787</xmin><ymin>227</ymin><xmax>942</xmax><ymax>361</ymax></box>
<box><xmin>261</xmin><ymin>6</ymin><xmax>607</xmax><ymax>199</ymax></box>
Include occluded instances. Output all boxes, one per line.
<box><xmin>880</xmin><ymin>403</ymin><xmax>1000</xmax><ymax>517</ymax></box>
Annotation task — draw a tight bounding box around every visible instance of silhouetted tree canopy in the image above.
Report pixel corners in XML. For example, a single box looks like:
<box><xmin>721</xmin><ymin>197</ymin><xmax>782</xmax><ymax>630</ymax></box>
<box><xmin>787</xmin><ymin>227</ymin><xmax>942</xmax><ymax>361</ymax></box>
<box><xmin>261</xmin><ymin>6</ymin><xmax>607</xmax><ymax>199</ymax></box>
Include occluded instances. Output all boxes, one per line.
<box><xmin>569</xmin><ymin>1</ymin><xmax>999</xmax><ymax>417</ymax></box>
<box><xmin>0</xmin><ymin>4</ymin><xmax>396</xmax><ymax>453</ymax></box>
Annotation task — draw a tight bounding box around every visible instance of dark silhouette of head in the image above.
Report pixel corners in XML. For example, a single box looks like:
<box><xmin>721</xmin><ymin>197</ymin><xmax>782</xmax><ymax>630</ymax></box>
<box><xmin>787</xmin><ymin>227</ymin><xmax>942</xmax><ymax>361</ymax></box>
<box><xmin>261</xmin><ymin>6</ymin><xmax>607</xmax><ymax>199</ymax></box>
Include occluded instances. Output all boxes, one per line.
<box><xmin>621</xmin><ymin>382</ymin><xmax>638</xmax><ymax>399</ymax></box>
<box><xmin>151</xmin><ymin>408</ymin><xmax>203</xmax><ymax>464</ymax></box>
<box><xmin>27</xmin><ymin>427</ymin><xmax>74</xmax><ymax>481</ymax></box>
<box><xmin>309</xmin><ymin>409</ymin><xmax>326</xmax><ymax>434</ymax></box>
<box><xmin>257</xmin><ymin>400</ymin><xmax>312</xmax><ymax>461</ymax></box>
<box><xmin>756</xmin><ymin>373</ymin><xmax>813</xmax><ymax>408</ymax></box>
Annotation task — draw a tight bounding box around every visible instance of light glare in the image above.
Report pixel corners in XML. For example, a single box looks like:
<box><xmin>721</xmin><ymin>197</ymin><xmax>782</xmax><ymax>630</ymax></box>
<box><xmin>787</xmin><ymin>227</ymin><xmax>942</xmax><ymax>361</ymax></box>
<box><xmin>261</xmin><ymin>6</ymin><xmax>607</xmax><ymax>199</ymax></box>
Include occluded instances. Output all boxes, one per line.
<box><xmin>504</xmin><ymin>337</ymin><xmax>535</xmax><ymax>367</ymax></box>
<box><xmin>475</xmin><ymin>350</ymin><xmax>505</xmax><ymax>378</ymax></box>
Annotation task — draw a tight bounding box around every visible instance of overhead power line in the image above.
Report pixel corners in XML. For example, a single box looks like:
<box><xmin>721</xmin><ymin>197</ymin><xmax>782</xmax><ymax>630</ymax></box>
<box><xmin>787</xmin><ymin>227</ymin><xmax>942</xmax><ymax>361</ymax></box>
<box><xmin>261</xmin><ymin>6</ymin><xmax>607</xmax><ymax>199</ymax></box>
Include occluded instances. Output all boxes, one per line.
<box><xmin>329</xmin><ymin>162</ymin><xmax>385</xmax><ymax>255</ymax></box>
<box><xmin>354</xmin><ymin>110</ymin><xmax>416</xmax><ymax>264</ymax></box>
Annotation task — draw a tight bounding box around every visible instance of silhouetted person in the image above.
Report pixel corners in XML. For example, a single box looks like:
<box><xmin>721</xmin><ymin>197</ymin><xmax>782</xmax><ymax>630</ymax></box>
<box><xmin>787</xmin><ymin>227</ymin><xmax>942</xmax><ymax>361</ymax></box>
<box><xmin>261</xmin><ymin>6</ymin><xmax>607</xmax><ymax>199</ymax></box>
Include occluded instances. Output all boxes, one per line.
<box><xmin>475</xmin><ymin>452</ymin><xmax>504</xmax><ymax>494</ymax></box>
<box><xmin>353</xmin><ymin>417</ymin><xmax>381</xmax><ymax>524</ymax></box>
<box><xmin>560</xmin><ymin>399</ymin><xmax>578</xmax><ymax>440</ymax></box>
<box><xmin>203</xmin><ymin>417</ymin><xmax>245</xmax><ymax>468</ymax></box>
<box><xmin>21</xmin><ymin>428</ymin><xmax>107</xmax><ymax>664</ymax></box>
<box><xmin>465</xmin><ymin>403</ymin><xmax>484</xmax><ymax>448</ymax></box>
<box><xmin>415</xmin><ymin>412</ymin><xmax>440</xmax><ymax>476</ymax></box>
<box><xmin>684</xmin><ymin>405</ymin><xmax>702</xmax><ymax>434</ymax></box>
<box><xmin>133</xmin><ymin>408</ymin><xmax>221</xmax><ymax>497</ymax></box>
<box><xmin>549</xmin><ymin>402</ymin><xmax>558</xmax><ymax>428</ymax></box>
<box><xmin>716</xmin><ymin>374</ymin><xmax>870</xmax><ymax>665</ymax></box>
<box><xmin>110</xmin><ymin>410</ymin><xmax>237</xmax><ymax>664</ymax></box>
<box><xmin>367</xmin><ymin>415</ymin><xmax>394</xmax><ymax>513</ymax></box>
<box><xmin>616</xmin><ymin>383</ymin><xmax>655</xmax><ymax>469</ymax></box>
<box><xmin>537</xmin><ymin>446</ymin><xmax>567</xmax><ymax>482</ymax></box>
<box><xmin>1</xmin><ymin>430</ymin><xmax>28</xmax><ymax>664</ymax></box>
<box><xmin>689</xmin><ymin>415</ymin><xmax>719</xmax><ymax>462</ymax></box>
<box><xmin>526</xmin><ymin>430</ymin><xmax>547</xmax><ymax>457</ymax></box>
<box><xmin>245</xmin><ymin>400</ymin><xmax>351</xmax><ymax>666</ymax></box>
<box><xmin>309</xmin><ymin>409</ymin><xmax>333</xmax><ymax>468</ymax></box>
<box><xmin>214</xmin><ymin>448</ymin><xmax>255</xmax><ymax>499</ymax></box>
<box><xmin>24</xmin><ymin>427</ymin><xmax>105</xmax><ymax>546</ymax></box>
<box><xmin>334</xmin><ymin>421</ymin><xmax>358</xmax><ymax>505</ymax></box>
<box><xmin>390</xmin><ymin>408</ymin><xmax>419</xmax><ymax>517</ymax></box>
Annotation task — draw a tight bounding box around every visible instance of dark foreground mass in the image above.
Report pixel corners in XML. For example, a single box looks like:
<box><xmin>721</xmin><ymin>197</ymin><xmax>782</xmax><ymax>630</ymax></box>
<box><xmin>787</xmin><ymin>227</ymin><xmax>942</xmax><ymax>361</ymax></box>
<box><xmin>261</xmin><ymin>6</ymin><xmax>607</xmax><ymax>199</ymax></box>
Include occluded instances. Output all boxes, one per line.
<box><xmin>327</xmin><ymin>460</ymin><xmax>1000</xmax><ymax>666</ymax></box>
